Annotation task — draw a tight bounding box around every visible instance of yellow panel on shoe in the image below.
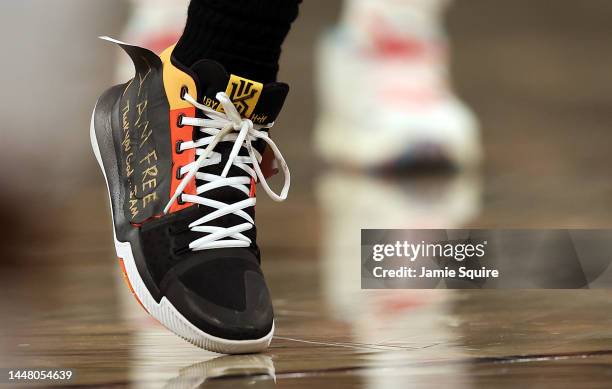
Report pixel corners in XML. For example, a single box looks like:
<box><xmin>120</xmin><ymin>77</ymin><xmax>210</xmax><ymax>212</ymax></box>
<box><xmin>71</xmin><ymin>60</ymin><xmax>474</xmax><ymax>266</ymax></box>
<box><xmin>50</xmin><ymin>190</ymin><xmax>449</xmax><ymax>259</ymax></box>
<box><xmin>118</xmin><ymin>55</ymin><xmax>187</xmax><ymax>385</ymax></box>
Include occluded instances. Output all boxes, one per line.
<box><xmin>159</xmin><ymin>45</ymin><xmax>198</xmax><ymax>109</ymax></box>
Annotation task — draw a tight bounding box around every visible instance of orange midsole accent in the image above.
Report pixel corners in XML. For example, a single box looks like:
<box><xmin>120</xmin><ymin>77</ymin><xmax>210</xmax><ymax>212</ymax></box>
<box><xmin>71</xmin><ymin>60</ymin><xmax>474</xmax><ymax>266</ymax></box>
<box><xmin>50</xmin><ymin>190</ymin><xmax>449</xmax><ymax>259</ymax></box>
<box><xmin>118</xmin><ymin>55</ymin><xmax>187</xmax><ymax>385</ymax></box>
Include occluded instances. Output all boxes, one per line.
<box><xmin>118</xmin><ymin>257</ymin><xmax>148</xmax><ymax>313</ymax></box>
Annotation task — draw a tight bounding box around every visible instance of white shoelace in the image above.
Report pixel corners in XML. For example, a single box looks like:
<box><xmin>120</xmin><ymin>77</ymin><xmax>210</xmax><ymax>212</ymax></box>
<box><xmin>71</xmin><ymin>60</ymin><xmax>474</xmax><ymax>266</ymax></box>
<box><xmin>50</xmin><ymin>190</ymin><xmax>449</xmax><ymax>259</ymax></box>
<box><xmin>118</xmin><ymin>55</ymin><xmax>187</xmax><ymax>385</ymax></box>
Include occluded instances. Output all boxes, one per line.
<box><xmin>163</xmin><ymin>91</ymin><xmax>290</xmax><ymax>251</ymax></box>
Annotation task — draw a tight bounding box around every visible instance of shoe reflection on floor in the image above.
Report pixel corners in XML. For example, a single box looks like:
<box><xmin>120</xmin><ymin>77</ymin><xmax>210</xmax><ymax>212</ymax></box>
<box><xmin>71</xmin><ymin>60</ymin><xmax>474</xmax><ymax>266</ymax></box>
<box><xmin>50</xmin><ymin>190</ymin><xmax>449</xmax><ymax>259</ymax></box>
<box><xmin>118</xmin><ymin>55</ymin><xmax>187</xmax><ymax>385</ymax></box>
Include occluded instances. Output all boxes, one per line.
<box><xmin>122</xmin><ymin>318</ymin><xmax>276</xmax><ymax>388</ymax></box>
<box><xmin>163</xmin><ymin>355</ymin><xmax>275</xmax><ymax>389</ymax></box>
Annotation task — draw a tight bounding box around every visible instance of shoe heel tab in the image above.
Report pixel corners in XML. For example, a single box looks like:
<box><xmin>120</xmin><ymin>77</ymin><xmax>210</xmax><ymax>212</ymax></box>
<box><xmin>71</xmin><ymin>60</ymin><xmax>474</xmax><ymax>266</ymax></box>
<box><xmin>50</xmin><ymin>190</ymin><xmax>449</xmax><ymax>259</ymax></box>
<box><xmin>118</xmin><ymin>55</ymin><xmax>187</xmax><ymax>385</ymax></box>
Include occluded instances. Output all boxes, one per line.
<box><xmin>99</xmin><ymin>36</ymin><xmax>162</xmax><ymax>75</ymax></box>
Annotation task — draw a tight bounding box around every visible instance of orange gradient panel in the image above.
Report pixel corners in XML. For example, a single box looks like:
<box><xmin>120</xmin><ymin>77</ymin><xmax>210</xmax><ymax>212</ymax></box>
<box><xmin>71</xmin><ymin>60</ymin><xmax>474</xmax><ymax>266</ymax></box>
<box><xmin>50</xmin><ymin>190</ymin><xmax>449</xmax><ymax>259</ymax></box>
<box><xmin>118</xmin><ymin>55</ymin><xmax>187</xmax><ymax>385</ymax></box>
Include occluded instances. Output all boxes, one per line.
<box><xmin>169</xmin><ymin>107</ymin><xmax>197</xmax><ymax>213</ymax></box>
<box><xmin>249</xmin><ymin>178</ymin><xmax>257</xmax><ymax>198</ymax></box>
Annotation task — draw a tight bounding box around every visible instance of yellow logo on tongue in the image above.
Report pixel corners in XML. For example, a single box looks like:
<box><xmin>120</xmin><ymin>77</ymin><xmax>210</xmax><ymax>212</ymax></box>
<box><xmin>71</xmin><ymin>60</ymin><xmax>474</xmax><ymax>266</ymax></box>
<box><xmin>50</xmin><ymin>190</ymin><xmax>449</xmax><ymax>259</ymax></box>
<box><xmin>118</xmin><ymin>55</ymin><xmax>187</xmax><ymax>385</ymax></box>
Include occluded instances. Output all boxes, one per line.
<box><xmin>220</xmin><ymin>75</ymin><xmax>263</xmax><ymax>118</ymax></box>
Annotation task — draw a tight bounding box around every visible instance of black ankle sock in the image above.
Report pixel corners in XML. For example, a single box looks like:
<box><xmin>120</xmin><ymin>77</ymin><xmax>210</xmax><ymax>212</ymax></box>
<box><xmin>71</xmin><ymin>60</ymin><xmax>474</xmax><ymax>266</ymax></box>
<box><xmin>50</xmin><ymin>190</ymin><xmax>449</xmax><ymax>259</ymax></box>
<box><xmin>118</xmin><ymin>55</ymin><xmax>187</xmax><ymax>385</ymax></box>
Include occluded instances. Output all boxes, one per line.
<box><xmin>174</xmin><ymin>0</ymin><xmax>301</xmax><ymax>83</ymax></box>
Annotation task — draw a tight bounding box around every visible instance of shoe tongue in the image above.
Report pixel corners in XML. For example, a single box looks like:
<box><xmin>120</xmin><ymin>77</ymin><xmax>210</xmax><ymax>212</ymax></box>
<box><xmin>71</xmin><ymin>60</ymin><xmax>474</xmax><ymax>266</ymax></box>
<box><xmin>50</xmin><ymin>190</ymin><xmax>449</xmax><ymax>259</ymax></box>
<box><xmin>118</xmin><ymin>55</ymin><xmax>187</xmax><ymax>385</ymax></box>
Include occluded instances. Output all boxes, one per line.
<box><xmin>184</xmin><ymin>60</ymin><xmax>289</xmax><ymax>218</ymax></box>
<box><xmin>189</xmin><ymin>59</ymin><xmax>289</xmax><ymax>125</ymax></box>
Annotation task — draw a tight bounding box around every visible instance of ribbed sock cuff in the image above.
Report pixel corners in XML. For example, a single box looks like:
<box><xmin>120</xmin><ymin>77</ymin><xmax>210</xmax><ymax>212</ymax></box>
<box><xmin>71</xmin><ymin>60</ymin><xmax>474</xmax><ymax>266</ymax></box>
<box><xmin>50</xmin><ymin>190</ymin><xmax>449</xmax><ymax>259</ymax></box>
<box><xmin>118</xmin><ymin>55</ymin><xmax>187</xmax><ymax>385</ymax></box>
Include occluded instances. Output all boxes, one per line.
<box><xmin>174</xmin><ymin>0</ymin><xmax>301</xmax><ymax>83</ymax></box>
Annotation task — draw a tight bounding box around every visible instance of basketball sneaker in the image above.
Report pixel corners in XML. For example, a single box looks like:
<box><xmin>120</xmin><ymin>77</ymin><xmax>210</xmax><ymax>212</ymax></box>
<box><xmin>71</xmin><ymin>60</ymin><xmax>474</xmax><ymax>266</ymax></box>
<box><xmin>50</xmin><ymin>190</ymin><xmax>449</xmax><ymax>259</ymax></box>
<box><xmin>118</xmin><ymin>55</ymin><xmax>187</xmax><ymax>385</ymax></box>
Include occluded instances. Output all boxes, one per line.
<box><xmin>91</xmin><ymin>37</ymin><xmax>290</xmax><ymax>354</ymax></box>
<box><xmin>315</xmin><ymin>0</ymin><xmax>481</xmax><ymax>170</ymax></box>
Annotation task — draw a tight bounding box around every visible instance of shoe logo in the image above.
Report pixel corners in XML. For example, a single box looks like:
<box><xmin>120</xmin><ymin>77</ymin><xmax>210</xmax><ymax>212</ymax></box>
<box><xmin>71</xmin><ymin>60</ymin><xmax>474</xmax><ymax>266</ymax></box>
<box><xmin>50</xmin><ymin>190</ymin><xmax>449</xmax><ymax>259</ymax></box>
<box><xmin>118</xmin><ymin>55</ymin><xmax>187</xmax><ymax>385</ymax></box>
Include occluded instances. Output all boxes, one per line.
<box><xmin>223</xmin><ymin>75</ymin><xmax>263</xmax><ymax>118</ymax></box>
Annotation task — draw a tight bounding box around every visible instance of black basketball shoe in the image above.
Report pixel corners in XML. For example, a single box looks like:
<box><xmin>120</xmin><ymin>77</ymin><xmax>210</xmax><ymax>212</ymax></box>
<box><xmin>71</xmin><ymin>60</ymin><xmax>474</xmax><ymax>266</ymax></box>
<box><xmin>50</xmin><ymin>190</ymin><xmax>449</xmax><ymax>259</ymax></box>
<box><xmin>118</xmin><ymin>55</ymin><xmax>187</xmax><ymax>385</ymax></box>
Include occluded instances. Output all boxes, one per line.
<box><xmin>91</xmin><ymin>37</ymin><xmax>290</xmax><ymax>354</ymax></box>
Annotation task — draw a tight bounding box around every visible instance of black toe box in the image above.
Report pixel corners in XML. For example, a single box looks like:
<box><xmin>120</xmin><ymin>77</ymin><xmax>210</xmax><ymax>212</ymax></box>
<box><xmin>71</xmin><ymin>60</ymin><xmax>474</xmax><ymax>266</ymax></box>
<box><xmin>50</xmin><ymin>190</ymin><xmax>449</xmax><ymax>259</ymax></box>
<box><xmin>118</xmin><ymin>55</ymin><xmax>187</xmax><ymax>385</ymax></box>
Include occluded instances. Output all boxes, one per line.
<box><xmin>161</xmin><ymin>248</ymin><xmax>274</xmax><ymax>341</ymax></box>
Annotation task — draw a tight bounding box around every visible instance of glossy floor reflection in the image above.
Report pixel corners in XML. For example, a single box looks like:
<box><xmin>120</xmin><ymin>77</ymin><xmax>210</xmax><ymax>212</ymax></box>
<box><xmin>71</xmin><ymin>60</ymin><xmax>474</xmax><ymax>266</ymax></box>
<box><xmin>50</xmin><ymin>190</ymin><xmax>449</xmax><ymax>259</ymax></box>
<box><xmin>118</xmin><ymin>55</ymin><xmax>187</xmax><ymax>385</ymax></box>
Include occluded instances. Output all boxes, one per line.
<box><xmin>3</xmin><ymin>173</ymin><xmax>612</xmax><ymax>387</ymax></box>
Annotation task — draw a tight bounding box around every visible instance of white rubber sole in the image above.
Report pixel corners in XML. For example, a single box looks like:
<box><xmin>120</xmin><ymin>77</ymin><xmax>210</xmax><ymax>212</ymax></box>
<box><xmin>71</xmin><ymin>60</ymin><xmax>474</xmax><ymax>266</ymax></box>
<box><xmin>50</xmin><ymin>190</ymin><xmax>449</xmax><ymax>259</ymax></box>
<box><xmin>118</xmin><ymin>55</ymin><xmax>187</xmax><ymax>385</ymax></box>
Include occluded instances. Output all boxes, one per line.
<box><xmin>90</xmin><ymin>109</ymin><xmax>274</xmax><ymax>354</ymax></box>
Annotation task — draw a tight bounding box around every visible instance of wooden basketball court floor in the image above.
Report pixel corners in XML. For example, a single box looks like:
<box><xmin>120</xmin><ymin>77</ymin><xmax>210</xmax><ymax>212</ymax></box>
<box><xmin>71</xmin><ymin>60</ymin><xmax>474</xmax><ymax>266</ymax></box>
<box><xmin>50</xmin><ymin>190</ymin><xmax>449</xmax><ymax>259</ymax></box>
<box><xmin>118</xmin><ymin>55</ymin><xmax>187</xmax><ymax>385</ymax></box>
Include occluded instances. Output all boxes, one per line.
<box><xmin>1</xmin><ymin>1</ymin><xmax>612</xmax><ymax>387</ymax></box>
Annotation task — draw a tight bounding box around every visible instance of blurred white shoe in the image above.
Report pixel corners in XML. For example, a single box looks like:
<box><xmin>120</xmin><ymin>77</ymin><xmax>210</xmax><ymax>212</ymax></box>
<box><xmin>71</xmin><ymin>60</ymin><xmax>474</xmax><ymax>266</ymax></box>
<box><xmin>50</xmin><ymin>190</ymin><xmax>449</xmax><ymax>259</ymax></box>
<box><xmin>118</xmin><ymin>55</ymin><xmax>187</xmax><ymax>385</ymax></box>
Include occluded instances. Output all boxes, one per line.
<box><xmin>315</xmin><ymin>0</ymin><xmax>481</xmax><ymax>170</ymax></box>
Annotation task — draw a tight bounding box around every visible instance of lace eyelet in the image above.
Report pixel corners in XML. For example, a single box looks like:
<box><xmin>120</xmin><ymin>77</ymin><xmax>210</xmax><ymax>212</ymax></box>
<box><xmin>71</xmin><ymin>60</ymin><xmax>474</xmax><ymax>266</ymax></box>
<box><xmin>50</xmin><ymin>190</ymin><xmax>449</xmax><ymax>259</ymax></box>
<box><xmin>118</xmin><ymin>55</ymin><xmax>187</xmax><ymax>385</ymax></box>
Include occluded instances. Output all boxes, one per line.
<box><xmin>176</xmin><ymin>113</ymin><xmax>185</xmax><ymax>128</ymax></box>
<box><xmin>177</xmin><ymin>195</ymin><xmax>186</xmax><ymax>205</ymax></box>
<box><xmin>180</xmin><ymin>85</ymin><xmax>189</xmax><ymax>100</ymax></box>
<box><xmin>175</xmin><ymin>166</ymin><xmax>183</xmax><ymax>180</ymax></box>
<box><xmin>175</xmin><ymin>140</ymin><xmax>184</xmax><ymax>154</ymax></box>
